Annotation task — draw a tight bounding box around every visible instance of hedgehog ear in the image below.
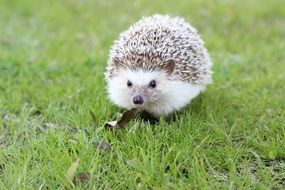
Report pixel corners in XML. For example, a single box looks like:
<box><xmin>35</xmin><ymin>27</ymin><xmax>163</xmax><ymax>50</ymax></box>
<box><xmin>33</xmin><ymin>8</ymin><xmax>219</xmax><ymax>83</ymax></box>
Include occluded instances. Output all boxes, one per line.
<box><xmin>164</xmin><ymin>59</ymin><xmax>175</xmax><ymax>75</ymax></box>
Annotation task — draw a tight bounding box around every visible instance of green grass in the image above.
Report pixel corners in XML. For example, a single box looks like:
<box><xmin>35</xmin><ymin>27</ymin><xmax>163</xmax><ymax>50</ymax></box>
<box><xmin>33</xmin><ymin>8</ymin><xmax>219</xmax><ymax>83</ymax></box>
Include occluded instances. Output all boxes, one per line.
<box><xmin>0</xmin><ymin>0</ymin><xmax>285</xmax><ymax>189</ymax></box>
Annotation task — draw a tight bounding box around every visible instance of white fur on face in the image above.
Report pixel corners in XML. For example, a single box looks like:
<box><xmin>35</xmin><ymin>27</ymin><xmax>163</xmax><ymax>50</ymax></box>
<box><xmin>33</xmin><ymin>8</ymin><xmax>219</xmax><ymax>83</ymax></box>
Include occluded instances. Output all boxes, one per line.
<box><xmin>107</xmin><ymin>69</ymin><xmax>205</xmax><ymax>117</ymax></box>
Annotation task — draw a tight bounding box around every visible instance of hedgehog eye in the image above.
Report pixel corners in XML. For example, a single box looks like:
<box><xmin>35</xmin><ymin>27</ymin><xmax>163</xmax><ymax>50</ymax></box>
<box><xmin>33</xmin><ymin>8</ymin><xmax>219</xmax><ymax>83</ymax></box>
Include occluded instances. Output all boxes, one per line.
<box><xmin>149</xmin><ymin>80</ymin><xmax>156</xmax><ymax>88</ymax></box>
<box><xmin>127</xmin><ymin>80</ymin><xmax>133</xmax><ymax>88</ymax></box>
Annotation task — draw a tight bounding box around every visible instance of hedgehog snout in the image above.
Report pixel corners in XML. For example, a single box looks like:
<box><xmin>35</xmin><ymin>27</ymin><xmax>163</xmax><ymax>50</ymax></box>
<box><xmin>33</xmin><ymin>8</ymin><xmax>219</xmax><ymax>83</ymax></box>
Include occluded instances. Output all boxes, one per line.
<box><xmin>131</xmin><ymin>87</ymin><xmax>150</xmax><ymax>106</ymax></box>
<box><xmin>132</xmin><ymin>95</ymin><xmax>144</xmax><ymax>105</ymax></box>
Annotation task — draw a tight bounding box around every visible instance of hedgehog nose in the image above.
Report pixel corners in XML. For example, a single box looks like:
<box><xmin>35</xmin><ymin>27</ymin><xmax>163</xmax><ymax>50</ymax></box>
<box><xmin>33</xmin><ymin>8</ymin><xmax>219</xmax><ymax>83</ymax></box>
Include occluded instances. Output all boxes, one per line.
<box><xmin>133</xmin><ymin>95</ymin><xmax>144</xmax><ymax>105</ymax></box>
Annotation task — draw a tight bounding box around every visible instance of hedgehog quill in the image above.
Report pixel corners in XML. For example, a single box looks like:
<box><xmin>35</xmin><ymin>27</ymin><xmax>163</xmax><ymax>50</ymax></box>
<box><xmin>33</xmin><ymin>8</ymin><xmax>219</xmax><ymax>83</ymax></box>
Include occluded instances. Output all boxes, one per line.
<box><xmin>105</xmin><ymin>14</ymin><xmax>212</xmax><ymax>117</ymax></box>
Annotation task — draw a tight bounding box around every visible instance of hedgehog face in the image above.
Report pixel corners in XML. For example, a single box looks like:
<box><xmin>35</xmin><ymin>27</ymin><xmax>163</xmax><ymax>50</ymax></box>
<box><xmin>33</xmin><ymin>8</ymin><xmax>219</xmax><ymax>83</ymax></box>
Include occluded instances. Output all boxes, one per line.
<box><xmin>107</xmin><ymin>67</ymin><xmax>205</xmax><ymax>116</ymax></box>
<box><xmin>107</xmin><ymin>68</ymin><xmax>167</xmax><ymax>110</ymax></box>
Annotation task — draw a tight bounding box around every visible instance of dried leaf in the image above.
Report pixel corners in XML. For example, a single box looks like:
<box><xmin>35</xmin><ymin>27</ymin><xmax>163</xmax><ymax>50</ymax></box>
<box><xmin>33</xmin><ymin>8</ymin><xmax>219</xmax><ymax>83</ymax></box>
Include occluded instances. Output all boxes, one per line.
<box><xmin>73</xmin><ymin>172</ymin><xmax>91</xmax><ymax>184</ymax></box>
<box><xmin>117</xmin><ymin>108</ymin><xmax>139</xmax><ymax>128</ymax></box>
<box><xmin>104</xmin><ymin>121</ymin><xmax>117</xmax><ymax>129</ymax></box>
<box><xmin>64</xmin><ymin>158</ymin><xmax>80</xmax><ymax>188</ymax></box>
<box><xmin>104</xmin><ymin>108</ymin><xmax>139</xmax><ymax>129</ymax></box>
<box><xmin>92</xmin><ymin>141</ymin><xmax>112</xmax><ymax>152</ymax></box>
<box><xmin>89</xmin><ymin>110</ymin><xmax>98</xmax><ymax>126</ymax></box>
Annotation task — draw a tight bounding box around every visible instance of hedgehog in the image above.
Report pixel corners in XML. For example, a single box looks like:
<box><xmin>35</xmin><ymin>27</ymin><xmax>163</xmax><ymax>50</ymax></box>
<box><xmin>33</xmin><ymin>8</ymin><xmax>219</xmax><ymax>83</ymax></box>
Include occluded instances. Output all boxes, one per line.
<box><xmin>105</xmin><ymin>14</ymin><xmax>212</xmax><ymax>117</ymax></box>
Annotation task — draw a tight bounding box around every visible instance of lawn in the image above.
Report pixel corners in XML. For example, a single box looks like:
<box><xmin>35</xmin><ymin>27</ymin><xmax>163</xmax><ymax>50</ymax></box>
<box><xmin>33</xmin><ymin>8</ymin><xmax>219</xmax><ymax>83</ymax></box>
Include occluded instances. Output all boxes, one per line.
<box><xmin>0</xmin><ymin>0</ymin><xmax>285</xmax><ymax>189</ymax></box>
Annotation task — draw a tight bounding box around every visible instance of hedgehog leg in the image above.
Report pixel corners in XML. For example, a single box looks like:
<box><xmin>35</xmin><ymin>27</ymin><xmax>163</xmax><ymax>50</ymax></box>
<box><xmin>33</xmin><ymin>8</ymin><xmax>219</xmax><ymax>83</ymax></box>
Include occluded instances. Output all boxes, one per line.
<box><xmin>139</xmin><ymin>111</ymin><xmax>159</xmax><ymax>125</ymax></box>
